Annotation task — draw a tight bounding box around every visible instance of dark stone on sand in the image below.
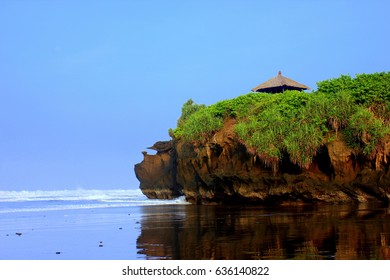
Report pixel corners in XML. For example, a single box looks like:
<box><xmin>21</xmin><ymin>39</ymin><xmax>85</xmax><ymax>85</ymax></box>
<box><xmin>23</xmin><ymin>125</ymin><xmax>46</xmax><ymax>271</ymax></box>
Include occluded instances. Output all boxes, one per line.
<box><xmin>15</xmin><ymin>232</ymin><xmax>22</xmax><ymax>236</ymax></box>
<box><xmin>56</xmin><ymin>252</ymin><xmax>61</xmax><ymax>255</ymax></box>
<box><xmin>119</xmin><ymin>227</ymin><xmax>123</xmax><ymax>230</ymax></box>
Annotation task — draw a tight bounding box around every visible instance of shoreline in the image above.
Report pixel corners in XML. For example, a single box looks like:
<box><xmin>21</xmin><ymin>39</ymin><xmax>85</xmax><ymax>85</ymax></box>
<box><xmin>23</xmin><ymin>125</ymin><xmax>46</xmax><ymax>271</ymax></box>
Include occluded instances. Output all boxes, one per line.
<box><xmin>0</xmin><ymin>206</ymin><xmax>141</xmax><ymax>260</ymax></box>
<box><xmin>1</xmin><ymin>201</ymin><xmax>390</xmax><ymax>260</ymax></box>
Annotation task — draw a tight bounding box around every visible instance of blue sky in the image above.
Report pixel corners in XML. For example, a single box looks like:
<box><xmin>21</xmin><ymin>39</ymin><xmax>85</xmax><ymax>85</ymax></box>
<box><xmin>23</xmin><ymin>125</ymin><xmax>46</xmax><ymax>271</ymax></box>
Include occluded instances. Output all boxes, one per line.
<box><xmin>1</xmin><ymin>0</ymin><xmax>389</xmax><ymax>191</ymax></box>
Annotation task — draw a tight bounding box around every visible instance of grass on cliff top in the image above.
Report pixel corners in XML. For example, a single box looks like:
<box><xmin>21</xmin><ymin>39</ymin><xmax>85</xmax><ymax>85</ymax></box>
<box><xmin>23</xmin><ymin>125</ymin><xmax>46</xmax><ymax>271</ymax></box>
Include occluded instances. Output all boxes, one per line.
<box><xmin>169</xmin><ymin>72</ymin><xmax>390</xmax><ymax>169</ymax></box>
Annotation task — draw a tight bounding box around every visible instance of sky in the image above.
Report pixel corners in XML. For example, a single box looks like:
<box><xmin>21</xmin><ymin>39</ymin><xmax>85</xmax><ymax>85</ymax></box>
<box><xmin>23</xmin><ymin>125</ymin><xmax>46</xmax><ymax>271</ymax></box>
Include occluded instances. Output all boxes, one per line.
<box><xmin>1</xmin><ymin>0</ymin><xmax>389</xmax><ymax>191</ymax></box>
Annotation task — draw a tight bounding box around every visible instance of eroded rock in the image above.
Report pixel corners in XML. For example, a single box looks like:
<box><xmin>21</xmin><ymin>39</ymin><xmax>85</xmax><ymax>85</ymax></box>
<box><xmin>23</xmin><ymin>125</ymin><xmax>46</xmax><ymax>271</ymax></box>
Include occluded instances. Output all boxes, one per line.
<box><xmin>134</xmin><ymin>120</ymin><xmax>390</xmax><ymax>205</ymax></box>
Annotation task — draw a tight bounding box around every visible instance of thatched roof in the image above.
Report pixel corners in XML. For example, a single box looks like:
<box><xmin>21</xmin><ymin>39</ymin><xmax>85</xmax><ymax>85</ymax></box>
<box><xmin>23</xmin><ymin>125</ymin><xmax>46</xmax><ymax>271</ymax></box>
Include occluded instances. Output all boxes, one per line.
<box><xmin>251</xmin><ymin>71</ymin><xmax>310</xmax><ymax>93</ymax></box>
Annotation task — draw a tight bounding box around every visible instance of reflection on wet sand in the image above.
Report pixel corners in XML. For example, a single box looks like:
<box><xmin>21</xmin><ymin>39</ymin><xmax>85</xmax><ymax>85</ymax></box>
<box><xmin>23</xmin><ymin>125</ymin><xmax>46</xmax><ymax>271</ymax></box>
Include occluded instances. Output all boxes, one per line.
<box><xmin>136</xmin><ymin>203</ymin><xmax>390</xmax><ymax>260</ymax></box>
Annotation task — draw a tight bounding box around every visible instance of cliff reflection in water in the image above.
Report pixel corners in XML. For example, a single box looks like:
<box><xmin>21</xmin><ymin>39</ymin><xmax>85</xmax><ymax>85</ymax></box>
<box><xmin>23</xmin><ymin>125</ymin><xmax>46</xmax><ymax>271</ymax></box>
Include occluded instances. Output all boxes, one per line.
<box><xmin>136</xmin><ymin>203</ymin><xmax>390</xmax><ymax>260</ymax></box>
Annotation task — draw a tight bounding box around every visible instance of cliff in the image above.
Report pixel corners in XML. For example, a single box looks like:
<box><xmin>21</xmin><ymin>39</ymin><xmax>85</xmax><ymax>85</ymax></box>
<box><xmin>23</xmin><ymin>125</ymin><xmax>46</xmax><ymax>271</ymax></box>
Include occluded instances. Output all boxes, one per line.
<box><xmin>135</xmin><ymin>119</ymin><xmax>390</xmax><ymax>205</ymax></box>
<box><xmin>135</xmin><ymin>72</ymin><xmax>390</xmax><ymax>205</ymax></box>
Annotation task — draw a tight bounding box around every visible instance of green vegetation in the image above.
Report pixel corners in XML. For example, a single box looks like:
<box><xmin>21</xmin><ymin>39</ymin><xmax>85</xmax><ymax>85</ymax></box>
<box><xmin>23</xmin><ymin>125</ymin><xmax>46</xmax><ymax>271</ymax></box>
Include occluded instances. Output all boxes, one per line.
<box><xmin>170</xmin><ymin>72</ymin><xmax>390</xmax><ymax>169</ymax></box>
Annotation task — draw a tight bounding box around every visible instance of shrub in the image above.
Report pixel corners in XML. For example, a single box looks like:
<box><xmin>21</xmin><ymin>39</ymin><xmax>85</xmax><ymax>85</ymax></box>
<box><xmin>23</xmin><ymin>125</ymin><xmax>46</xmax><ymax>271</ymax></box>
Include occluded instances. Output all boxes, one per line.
<box><xmin>344</xmin><ymin>106</ymin><xmax>389</xmax><ymax>155</ymax></box>
<box><xmin>177</xmin><ymin>99</ymin><xmax>206</xmax><ymax>127</ymax></box>
<box><xmin>170</xmin><ymin>72</ymin><xmax>389</xmax><ymax>169</ymax></box>
<box><xmin>235</xmin><ymin>91</ymin><xmax>320</xmax><ymax>169</ymax></box>
<box><xmin>208</xmin><ymin>92</ymin><xmax>268</xmax><ymax>118</ymax></box>
<box><xmin>283</xmin><ymin>122</ymin><xmax>323</xmax><ymax>168</ymax></box>
<box><xmin>235</xmin><ymin>107</ymin><xmax>286</xmax><ymax>166</ymax></box>
<box><xmin>180</xmin><ymin>107</ymin><xmax>223</xmax><ymax>142</ymax></box>
<box><xmin>317</xmin><ymin>72</ymin><xmax>390</xmax><ymax>106</ymax></box>
<box><xmin>316</xmin><ymin>74</ymin><xmax>354</xmax><ymax>96</ymax></box>
<box><xmin>302</xmin><ymin>91</ymin><xmax>356</xmax><ymax>133</ymax></box>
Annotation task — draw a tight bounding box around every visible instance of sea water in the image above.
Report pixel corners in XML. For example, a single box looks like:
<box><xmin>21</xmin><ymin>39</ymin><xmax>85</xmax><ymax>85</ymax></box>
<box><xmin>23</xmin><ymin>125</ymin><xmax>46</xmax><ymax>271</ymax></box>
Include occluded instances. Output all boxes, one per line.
<box><xmin>0</xmin><ymin>189</ymin><xmax>188</xmax><ymax>260</ymax></box>
<box><xmin>1</xmin><ymin>189</ymin><xmax>390</xmax><ymax>260</ymax></box>
<box><xmin>0</xmin><ymin>189</ymin><xmax>188</xmax><ymax>214</ymax></box>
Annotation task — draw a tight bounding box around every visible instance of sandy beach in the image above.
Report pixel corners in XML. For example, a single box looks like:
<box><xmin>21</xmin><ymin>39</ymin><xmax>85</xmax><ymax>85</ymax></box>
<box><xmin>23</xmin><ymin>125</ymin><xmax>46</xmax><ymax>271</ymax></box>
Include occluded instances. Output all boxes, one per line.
<box><xmin>1</xmin><ymin>193</ymin><xmax>390</xmax><ymax>260</ymax></box>
<box><xmin>0</xmin><ymin>206</ymin><xmax>141</xmax><ymax>260</ymax></box>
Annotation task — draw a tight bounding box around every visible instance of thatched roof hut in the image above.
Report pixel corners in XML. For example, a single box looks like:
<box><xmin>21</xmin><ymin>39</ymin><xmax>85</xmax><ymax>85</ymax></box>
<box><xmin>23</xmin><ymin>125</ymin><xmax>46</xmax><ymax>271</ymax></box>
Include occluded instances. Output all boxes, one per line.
<box><xmin>251</xmin><ymin>71</ymin><xmax>310</xmax><ymax>93</ymax></box>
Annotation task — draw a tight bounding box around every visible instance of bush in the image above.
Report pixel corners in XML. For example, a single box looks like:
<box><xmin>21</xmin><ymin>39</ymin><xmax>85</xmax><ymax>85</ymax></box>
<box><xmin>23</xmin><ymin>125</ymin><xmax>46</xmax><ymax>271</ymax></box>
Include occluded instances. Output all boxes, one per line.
<box><xmin>177</xmin><ymin>99</ymin><xmax>206</xmax><ymax>127</ymax></box>
<box><xmin>317</xmin><ymin>72</ymin><xmax>390</xmax><ymax>106</ymax></box>
<box><xmin>170</xmin><ymin>72</ymin><xmax>389</xmax><ymax>168</ymax></box>
<box><xmin>208</xmin><ymin>92</ymin><xmax>268</xmax><ymax>118</ymax></box>
<box><xmin>344</xmin><ymin>106</ymin><xmax>389</xmax><ymax>155</ymax></box>
<box><xmin>283</xmin><ymin>122</ymin><xmax>324</xmax><ymax>168</ymax></box>
<box><xmin>179</xmin><ymin>107</ymin><xmax>223</xmax><ymax>142</ymax></box>
<box><xmin>235</xmin><ymin>91</ymin><xmax>319</xmax><ymax>169</ymax></box>
<box><xmin>235</xmin><ymin>107</ymin><xmax>286</xmax><ymax>166</ymax></box>
<box><xmin>302</xmin><ymin>90</ymin><xmax>356</xmax><ymax>133</ymax></box>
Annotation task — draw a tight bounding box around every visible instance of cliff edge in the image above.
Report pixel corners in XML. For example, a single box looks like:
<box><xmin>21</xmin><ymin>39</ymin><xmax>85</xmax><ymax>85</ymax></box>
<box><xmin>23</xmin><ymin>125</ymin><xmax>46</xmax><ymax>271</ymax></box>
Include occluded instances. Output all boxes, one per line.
<box><xmin>135</xmin><ymin>119</ymin><xmax>390</xmax><ymax>204</ymax></box>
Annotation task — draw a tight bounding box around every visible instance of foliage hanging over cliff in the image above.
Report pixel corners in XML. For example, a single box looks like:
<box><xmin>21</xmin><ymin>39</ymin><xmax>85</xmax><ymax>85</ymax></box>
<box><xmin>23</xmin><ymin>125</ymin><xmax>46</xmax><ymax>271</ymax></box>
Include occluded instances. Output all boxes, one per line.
<box><xmin>170</xmin><ymin>72</ymin><xmax>390</xmax><ymax>168</ymax></box>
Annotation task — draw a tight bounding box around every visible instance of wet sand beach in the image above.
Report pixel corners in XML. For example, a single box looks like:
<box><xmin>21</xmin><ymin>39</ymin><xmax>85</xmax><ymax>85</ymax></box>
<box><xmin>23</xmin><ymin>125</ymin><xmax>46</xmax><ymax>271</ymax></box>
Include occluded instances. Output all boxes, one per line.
<box><xmin>0</xmin><ymin>206</ymin><xmax>142</xmax><ymax>259</ymax></box>
<box><xmin>1</xmin><ymin>193</ymin><xmax>390</xmax><ymax>260</ymax></box>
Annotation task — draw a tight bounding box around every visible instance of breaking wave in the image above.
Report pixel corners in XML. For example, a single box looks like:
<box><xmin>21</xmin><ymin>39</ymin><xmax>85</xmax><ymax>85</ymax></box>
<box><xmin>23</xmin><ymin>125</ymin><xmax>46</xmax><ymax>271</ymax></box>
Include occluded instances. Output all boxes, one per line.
<box><xmin>0</xmin><ymin>189</ymin><xmax>189</xmax><ymax>214</ymax></box>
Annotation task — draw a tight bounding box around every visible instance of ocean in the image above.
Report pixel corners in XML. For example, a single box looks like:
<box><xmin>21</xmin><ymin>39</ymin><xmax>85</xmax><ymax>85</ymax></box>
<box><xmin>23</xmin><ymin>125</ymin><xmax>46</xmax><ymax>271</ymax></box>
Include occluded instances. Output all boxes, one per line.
<box><xmin>0</xmin><ymin>188</ymin><xmax>188</xmax><ymax>260</ymax></box>
<box><xmin>0</xmin><ymin>189</ymin><xmax>188</xmax><ymax>214</ymax></box>
<box><xmin>1</xmin><ymin>189</ymin><xmax>390</xmax><ymax>260</ymax></box>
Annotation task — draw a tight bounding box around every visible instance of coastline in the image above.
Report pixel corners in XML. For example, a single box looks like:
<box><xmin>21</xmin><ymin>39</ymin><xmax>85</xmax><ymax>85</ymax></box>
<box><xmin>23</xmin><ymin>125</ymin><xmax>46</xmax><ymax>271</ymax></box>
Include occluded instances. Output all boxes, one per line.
<box><xmin>2</xmin><ymin>201</ymin><xmax>390</xmax><ymax>260</ymax></box>
<box><xmin>0</xmin><ymin>189</ymin><xmax>188</xmax><ymax>260</ymax></box>
<box><xmin>0</xmin><ymin>206</ymin><xmax>141</xmax><ymax>260</ymax></box>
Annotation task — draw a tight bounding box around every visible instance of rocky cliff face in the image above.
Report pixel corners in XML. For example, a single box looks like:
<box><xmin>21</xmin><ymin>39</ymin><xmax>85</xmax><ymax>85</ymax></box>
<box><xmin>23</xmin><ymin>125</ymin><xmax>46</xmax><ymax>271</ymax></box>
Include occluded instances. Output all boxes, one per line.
<box><xmin>134</xmin><ymin>119</ymin><xmax>390</xmax><ymax>204</ymax></box>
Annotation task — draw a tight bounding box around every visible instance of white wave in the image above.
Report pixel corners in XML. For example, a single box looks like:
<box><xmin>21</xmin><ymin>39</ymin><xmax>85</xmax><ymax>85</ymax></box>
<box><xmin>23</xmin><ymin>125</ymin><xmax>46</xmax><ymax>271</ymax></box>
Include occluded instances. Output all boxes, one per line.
<box><xmin>0</xmin><ymin>189</ymin><xmax>144</xmax><ymax>202</ymax></box>
<box><xmin>0</xmin><ymin>198</ymin><xmax>190</xmax><ymax>214</ymax></box>
<box><xmin>0</xmin><ymin>189</ymin><xmax>190</xmax><ymax>213</ymax></box>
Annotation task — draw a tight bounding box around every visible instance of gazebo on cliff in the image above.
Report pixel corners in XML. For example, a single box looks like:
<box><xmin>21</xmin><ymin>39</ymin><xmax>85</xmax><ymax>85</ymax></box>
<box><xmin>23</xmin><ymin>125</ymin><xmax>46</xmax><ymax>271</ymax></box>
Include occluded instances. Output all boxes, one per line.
<box><xmin>251</xmin><ymin>71</ymin><xmax>310</xmax><ymax>93</ymax></box>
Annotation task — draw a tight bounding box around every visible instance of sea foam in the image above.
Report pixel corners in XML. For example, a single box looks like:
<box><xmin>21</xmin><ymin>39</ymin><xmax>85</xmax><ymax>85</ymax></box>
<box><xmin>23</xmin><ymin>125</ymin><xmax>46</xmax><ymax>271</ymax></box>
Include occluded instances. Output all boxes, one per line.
<box><xmin>0</xmin><ymin>189</ymin><xmax>189</xmax><ymax>213</ymax></box>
